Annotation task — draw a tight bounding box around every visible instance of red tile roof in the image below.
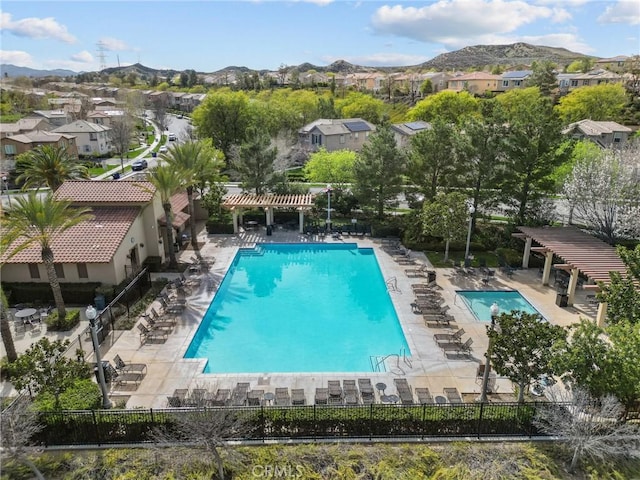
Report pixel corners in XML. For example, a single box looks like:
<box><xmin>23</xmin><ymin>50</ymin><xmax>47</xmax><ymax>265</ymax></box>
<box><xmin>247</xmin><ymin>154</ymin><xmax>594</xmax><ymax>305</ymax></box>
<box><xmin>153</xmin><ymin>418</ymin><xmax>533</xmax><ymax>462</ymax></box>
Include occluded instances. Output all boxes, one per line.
<box><xmin>159</xmin><ymin>210</ymin><xmax>191</xmax><ymax>228</ymax></box>
<box><xmin>1</xmin><ymin>207</ymin><xmax>139</xmax><ymax>264</ymax></box>
<box><xmin>55</xmin><ymin>180</ymin><xmax>156</xmax><ymax>204</ymax></box>
<box><xmin>170</xmin><ymin>192</ymin><xmax>189</xmax><ymax>213</ymax></box>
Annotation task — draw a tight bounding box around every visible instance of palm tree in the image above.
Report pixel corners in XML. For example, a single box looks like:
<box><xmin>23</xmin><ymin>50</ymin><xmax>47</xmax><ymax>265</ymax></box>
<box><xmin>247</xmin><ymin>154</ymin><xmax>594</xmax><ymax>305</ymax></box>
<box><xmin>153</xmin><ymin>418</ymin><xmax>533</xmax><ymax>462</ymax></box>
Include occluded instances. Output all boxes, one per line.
<box><xmin>16</xmin><ymin>145</ymin><xmax>89</xmax><ymax>192</ymax></box>
<box><xmin>2</xmin><ymin>192</ymin><xmax>92</xmax><ymax>319</ymax></box>
<box><xmin>163</xmin><ymin>141</ymin><xmax>224</xmax><ymax>250</ymax></box>
<box><xmin>147</xmin><ymin>165</ymin><xmax>181</xmax><ymax>268</ymax></box>
<box><xmin>0</xmin><ymin>286</ymin><xmax>17</xmax><ymax>363</ymax></box>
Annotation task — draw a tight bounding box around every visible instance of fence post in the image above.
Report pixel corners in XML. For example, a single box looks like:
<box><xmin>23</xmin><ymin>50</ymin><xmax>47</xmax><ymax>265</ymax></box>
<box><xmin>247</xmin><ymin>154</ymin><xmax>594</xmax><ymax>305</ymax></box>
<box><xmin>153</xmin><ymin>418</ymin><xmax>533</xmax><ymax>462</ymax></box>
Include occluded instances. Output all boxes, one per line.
<box><xmin>261</xmin><ymin>405</ymin><xmax>265</xmax><ymax>442</ymax></box>
<box><xmin>369</xmin><ymin>403</ymin><xmax>373</xmax><ymax>441</ymax></box>
<box><xmin>477</xmin><ymin>402</ymin><xmax>484</xmax><ymax>439</ymax></box>
<box><xmin>313</xmin><ymin>404</ymin><xmax>317</xmax><ymax>441</ymax></box>
<box><xmin>91</xmin><ymin>410</ymin><xmax>101</xmax><ymax>446</ymax></box>
<box><xmin>421</xmin><ymin>404</ymin><xmax>426</xmax><ymax>440</ymax></box>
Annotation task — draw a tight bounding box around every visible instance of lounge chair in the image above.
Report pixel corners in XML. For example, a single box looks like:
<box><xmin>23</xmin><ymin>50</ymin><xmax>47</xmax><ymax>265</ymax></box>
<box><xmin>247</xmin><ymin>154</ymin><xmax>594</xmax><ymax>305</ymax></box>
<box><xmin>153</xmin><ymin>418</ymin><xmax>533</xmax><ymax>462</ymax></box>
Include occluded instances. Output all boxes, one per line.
<box><xmin>423</xmin><ymin>313</ymin><xmax>455</xmax><ymax>327</ymax></box>
<box><xmin>415</xmin><ymin>388</ymin><xmax>434</xmax><ymax>404</ymax></box>
<box><xmin>211</xmin><ymin>388</ymin><xmax>230</xmax><ymax>406</ymax></box>
<box><xmin>357</xmin><ymin>379</ymin><xmax>375</xmax><ymax>404</ymax></box>
<box><xmin>315</xmin><ymin>388</ymin><xmax>329</xmax><ymax>405</ymax></box>
<box><xmin>440</xmin><ymin>338</ymin><xmax>473</xmax><ymax>356</ymax></box>
<box><xmin>185</xmin><ymin>388</ymin><xmax>208</xmax><ymax>407</ymax></box>
<box><xmin>111</xmin><ymin>369</ymin><xmax>143</xmax><ymax>388</ymax></box>
<box><xmin>412</xmin><ymin>303</ymin><xmax>449</xmax><ymax>315</ymax></box>
<box><xmin>137</xmin><ymin>323</ymin><xmax>168</xmax><ymax>345</ymax></box>
<box><xmin>231</xmin><ymin>382</ymin><xmax>250</xmax><ymax>406</ymax></box>
<box><xmin>159</xmin><ymin>296</ymin><xmax>187</xmax><ymax>314</ymax></box>
<box><xmin>113</xmin><ymin>354</ymin><xmax>147</xmax><ymax>376</ymax></box>
<box><xmin>393</xmin><ymin>378</ymin><xmax>415</xmax><ymax>405</ymax></box>
<box><xmin>275</xmin><ymin>387</ymin><xmax>290</xmax><ymax>406</ymax></box>
<box><xmin>247</xmin><ymin>389</ymin><xmax>264</xmax><ymax>406</ymax></box>
<box><xmin>433</xmin><ymin>328</ymin><xmax>465</xmax><ymax>345</ymax></box>
<box><xmin>443</xmin><ymin>387</ymin><xmax>463</xmax><ymax>404</ymax></box>
<box><xmin>150</xmin><ymin>307</ymin><xmax>177</xmax><ymax>326</ymax></box>
<box><xmin>405</xmin><ymin>266</ymin><xmax>433</xmax><ymax>278</ymax></box>
<box><xmin>143</xmin><ymin>316</ymin><xmax>174</xmax><ymax>332</ymax></box>
<box><xmin>328</xmin><ymin>380</ymin><xmax>342</xmax><ymax>399</ymax></box>
<box><xmin>343</xmin><ymin>380</ymin><xmax>359</xmax><ymax>405</ymax></box>
<box><xmin>291</xmin><ymin>388</ymin><xmax>306</xmax><ymax>405</ymax></box>
<box><xmin>167</xmin><ymin>395</ymin><xmax>183</xmax><ymax>407</ymax></box>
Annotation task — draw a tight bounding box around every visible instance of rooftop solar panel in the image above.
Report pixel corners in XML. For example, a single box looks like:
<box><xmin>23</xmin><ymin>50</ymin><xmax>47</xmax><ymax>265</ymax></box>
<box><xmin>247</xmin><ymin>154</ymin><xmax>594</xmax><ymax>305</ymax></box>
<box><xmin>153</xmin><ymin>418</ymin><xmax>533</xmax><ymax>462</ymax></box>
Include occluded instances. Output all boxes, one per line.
<box><xmin>405</xmin><ymin>121</ymin><xmax>430</xmax><ymax>131</ymax></box>
<box><xmin>344</xmin><ymin>121</ymin><xmax>370</xmax><ymax>132</ymax></box>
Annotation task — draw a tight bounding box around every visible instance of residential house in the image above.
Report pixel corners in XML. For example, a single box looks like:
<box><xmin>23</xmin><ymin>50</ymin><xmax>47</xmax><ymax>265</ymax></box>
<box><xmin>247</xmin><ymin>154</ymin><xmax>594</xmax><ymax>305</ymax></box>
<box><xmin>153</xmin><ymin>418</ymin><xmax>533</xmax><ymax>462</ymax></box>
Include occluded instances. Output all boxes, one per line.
<box><xmin>30</xmin><ymin>110</ymin><xmax>72</xmax><ymax>128</ymax></box>
<box><xmin>562</xmin><ymin>119</ymin><xmax>632</xmax><ymax>148</ymax></box>
<box><xmin>447</xmin><ymin>72</ymin><xmax>501</xmax><ymax>94</ymax></box>
<box><xmin>499</xmin><ymin>70</ymin><xmax>533</xmax><ymax>91</ymax></box>
<box><xmin>52</xmin><ymin>120</ymin><xmax>111</xmax><ymax>156</ymax></box>
<box><xmin>87</xmin><ymin>110</ymin><xmax>125</xmax><ymax>127</ymax></box>
<box><xmin>91</xmin><ymin>97</ymin><xmax>121</xmax><ymax>111</ymax></box>
<box><xmin>0</xmin><ymin>131</ymin><xmax>77</xmax><ymax>172</ymax></box>
<box><xmin>0</xmin><ymin>118</ymin><xmax>49</xmax><ymax>139</ymax></box>
<box><xmin>298</xmin><ymin>118</ymin><xmax>376</xmax><ymax>153</ymax></box>
<box><xmin>391</xmin><ymin>121</ymin><xmax>431</xmax><ymax>149</ymax></box>
<box><xmin>349</xmin><ymin>73</ymin><xmax>384</xmax><ymax>93</ymax></box>
<box><xmin>147</xmin><ymin>91</ymin><xmax>171</xmax><ymax>108</ymax></box>
<box><xmin>594</xmin><ymin>56</ymin><xmax>629</xmax><ymax>74</ymax></box>
<box><xmin>556</xmin><ymin>73</ymin><xmax>580</xmax><ymax>94</ymax></box>
<box><xmin>0</xmin><ymin>180</ymin><xmax>170</xmax><ymax>286</ymax></box>
<box><xmin>417</xmin><ymin>72</ymin><xmax>451</xmax><ymax>94</ymax></box>
<box><xmin>569</xmin><ymin>69</ymin><xmax>624</xmax><ymax>90</ymax></box>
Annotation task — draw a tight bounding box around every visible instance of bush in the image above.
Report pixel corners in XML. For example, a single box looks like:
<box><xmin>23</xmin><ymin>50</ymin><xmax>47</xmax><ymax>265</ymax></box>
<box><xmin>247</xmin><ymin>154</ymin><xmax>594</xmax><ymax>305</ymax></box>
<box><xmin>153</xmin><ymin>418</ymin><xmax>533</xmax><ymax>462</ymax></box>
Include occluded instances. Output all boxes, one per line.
<box><xmin>45</xmin><ymin>309</ymin><xmax>80</xmax><ymax>331</ymax></box>
<box><xmin>207</xmin><ymin>221</ymin><xmax>234</xmax><ymax>234</ymax></box>
<box><xmin>35</xmin><ymin>378</ymin><xmax>101</xmax><ymax>411</ymax></box>
<box><xmin>496</xmin><ymin>247</ymin><xmax>522</xmax><ymax>267</ymax></box>
<box><xmin>4</xmin><ymin>282</ymin><xmax>100</xmax><ymax>306</ymax></box>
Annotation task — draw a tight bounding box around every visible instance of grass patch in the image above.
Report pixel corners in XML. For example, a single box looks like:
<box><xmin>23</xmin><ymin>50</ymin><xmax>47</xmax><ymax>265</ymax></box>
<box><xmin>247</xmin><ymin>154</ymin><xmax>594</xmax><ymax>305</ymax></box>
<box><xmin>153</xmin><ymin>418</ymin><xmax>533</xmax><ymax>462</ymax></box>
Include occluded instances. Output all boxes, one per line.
<box><xmin>426</xmin><ymin>250</ymin><xmax>500</xmax><ymax>268</ymax></box>
<box><xmin>126</xmin><ymin>146</ymin><xmax>147</xmax><ymax>159</ymax></box>
<box><xmin>88</xmin><ymin>164</ymin><xmax>119</xmax><ymax>176</ymax></box>
<box><xmin>0</xmin><ymin>113</ymin><xmax>23</xmax><ymax>122</ymax></box>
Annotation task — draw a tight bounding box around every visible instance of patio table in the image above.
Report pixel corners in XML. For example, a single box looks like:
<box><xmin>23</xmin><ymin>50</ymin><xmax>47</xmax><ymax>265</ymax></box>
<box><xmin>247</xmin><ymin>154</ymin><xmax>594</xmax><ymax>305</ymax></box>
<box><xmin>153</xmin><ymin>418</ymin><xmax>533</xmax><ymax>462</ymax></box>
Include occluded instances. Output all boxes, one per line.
<box><xmin>15</xmin><ymin>308</ymin><xmax>37</xmax><ymax>323</ymax></box>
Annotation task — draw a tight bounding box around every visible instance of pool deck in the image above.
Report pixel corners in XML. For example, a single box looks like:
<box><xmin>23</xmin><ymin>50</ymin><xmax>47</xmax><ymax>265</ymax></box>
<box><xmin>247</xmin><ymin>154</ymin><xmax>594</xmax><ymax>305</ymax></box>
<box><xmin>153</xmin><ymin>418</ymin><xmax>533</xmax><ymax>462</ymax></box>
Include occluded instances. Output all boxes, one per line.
<box><xmin>2</xmin><ymin>227</ymin><xmax>598</xmax><ymax>406</ymax></box>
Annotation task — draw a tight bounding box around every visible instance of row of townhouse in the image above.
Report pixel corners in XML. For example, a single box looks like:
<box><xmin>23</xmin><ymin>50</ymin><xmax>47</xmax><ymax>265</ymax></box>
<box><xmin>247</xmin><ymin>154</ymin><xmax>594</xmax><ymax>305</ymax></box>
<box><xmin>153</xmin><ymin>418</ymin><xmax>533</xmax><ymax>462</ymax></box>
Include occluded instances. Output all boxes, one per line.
<box><xmin>298</xmin><ymin>117</ymin><xmax>632</xmax><ymax>154</ymax></box>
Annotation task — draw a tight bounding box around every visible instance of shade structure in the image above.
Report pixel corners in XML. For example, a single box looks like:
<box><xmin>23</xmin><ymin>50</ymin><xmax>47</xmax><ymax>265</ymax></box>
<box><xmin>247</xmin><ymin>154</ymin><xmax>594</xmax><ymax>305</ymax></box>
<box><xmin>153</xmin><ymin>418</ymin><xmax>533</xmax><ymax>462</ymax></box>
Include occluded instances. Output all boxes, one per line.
<box><xmin>517</xmin><ymin>226</ymin><xmax>628</xmax><ymax>284</ymax></box>
<box><xmin>222</xmin><ymin>193</ymin><xmax>314</xmax><ymax>209</ymax></box>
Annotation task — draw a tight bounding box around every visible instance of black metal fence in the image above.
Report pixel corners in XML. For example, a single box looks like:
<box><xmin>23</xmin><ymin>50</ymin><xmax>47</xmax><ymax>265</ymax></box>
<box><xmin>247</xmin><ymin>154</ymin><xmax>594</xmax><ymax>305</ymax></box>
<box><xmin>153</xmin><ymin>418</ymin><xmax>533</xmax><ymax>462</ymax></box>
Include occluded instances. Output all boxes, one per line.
<box><xmin>35</xmin><ymin>402</ymin><xmax>548</xmax><ymax>446</ymax></box>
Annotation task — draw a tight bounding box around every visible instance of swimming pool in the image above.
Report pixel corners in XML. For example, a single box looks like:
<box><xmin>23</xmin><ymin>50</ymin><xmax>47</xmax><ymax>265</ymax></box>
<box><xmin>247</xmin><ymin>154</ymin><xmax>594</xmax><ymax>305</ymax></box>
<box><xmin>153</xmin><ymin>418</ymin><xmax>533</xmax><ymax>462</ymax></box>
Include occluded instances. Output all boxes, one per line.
<box><xmin>456</xmin><ymin>290</ymin><xmax>544</xmax><ymax>322</ymax></box>
<box><xmin>185</xmin><ymin>243</ymin><xmax>409</xmax><ymax>373</ymax></box>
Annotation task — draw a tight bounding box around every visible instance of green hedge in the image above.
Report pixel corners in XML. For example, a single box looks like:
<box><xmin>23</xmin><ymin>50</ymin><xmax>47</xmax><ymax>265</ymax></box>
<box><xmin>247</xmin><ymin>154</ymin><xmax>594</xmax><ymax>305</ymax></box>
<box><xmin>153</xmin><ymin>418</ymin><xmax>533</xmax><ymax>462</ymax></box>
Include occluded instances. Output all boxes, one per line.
<box><xmin>35</xmin><ymin>378</ymin><xmax>100</xmax><ymax>411</ymax></box>
<box><xmin>206</xmin><ymin>222</ymin><xmax>234</xmax><ymax>234</ymax></box>
<box><xmin>4</xmin><ymin>282</ymin><xmax>101</xmax><ymax>306</ymax></box>
<box><xmin>45</xmin><ymin>309</ymin><xmax>80</xmax><ymax>331</ymax></box>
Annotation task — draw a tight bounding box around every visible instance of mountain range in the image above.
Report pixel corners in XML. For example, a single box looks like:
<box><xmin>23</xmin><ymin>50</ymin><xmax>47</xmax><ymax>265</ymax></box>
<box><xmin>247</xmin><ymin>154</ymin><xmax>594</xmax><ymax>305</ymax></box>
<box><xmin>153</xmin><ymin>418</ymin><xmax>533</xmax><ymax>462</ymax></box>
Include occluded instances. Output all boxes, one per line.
<box><xmin>0</xmin><ymin>42</ymin><xmax>594</xmax><ymax>79</ymax></box>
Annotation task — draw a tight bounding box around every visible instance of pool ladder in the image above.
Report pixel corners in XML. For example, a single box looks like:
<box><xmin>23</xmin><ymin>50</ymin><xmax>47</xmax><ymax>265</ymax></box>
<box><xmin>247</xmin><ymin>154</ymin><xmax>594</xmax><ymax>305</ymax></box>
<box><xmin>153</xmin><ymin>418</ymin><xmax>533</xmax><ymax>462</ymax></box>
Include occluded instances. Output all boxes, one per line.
<box><xmin>370</xmin><ymin>348</ymin><xmax>412</xmax><ymax>373</ymax></box>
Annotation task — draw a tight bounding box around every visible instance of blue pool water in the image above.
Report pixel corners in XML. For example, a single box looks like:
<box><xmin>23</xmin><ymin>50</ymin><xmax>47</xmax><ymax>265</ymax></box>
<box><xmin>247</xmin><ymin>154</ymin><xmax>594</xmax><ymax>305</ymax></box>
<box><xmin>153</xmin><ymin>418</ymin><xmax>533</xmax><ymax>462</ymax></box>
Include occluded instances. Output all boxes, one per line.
<box><xmin>457</xmin><ymin>290</ymin><xmax>544</xmax><ymax>322</ymax></box>
<box><xmin>185</xmin><ymin>243</ymin><xmax>409</xmax><ymax>373</ymax></box>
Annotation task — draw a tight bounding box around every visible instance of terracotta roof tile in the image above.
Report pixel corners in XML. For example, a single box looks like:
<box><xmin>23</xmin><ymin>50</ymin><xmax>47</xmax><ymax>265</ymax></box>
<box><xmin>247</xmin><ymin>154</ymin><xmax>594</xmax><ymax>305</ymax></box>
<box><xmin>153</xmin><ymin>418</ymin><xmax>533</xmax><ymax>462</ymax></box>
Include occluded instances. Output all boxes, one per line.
<box><xmin>170</xmin><ymin>192</ymin><xmax>189</xmax><ymax>213</ymax></box>
<box><xmin>55</xmin><ymin>180</ymin><xmax>156</xmax><ymax>204</ymax></box>
<box><xmin>1</xmin><ymin>207</ymin><xmax>139</xmax><ymax>264</ymax></box>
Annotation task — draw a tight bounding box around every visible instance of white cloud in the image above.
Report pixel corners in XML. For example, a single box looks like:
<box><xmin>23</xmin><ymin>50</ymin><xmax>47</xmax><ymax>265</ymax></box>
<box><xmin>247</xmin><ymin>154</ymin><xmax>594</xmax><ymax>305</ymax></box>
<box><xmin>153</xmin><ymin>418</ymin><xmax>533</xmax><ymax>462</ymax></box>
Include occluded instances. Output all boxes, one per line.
<box><xmin>300</xmin><ymin>0</ymin><xmax>334</xmax><ymax>5</ymax></box>
<box><xmin>43</xmin><ymin>59</ymin><xmax>93</xmax><ymax>71</ymax></box>
<box><xmin>98</xmin><ymin>37</ymin><xmax>131</xmax><ymax>51</ymax></box>
<box><xmin>598</xmin><ymin>0</ymin><xmax>640</xmax><ymax>25</ymax></box>
<box><xmin>371</xmin><ymin>0</ymin><xmax>570</xmax><ymax>45</ymax></box>
<box><xmin>534</xmin><ymin>0</ymin><xmax>588</xmax><ymax>6</ymax></box>
<box><xmin>71</xmin><ymin>50</ymin><xmax>94</xmax><ymax>63</ymax></box>
<box><xmin>0</xmin><ymin>11</ymin><xmax>76</xmax><ymax>43</ymax></box>
<box><xmin>0</xmin><ymin>49</ymin><xmax>34</xmax><ymax>66</ymax></box>
<box><xmin>516</xmin><ymin>33</ymin><xmax>593</xmax><ymax>54</ymax></box>
<box><xmin>322</xmin><ymin>52</ymin><xmax>430</xmax><ymax>67</ymax></box>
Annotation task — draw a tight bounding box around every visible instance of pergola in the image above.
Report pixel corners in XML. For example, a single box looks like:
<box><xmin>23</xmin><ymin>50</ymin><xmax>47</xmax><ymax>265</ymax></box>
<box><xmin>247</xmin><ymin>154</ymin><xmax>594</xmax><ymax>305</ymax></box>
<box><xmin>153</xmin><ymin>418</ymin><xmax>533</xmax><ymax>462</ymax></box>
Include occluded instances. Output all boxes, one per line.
<box><xmin>514</xmin><ymin>226</ymin><xmax>628</xmax><ymax>325</ymax></box>
<box><xmin>222</xmin><ymin>194</ymin><xmax>315</xmax><ymax>234</ymax></box>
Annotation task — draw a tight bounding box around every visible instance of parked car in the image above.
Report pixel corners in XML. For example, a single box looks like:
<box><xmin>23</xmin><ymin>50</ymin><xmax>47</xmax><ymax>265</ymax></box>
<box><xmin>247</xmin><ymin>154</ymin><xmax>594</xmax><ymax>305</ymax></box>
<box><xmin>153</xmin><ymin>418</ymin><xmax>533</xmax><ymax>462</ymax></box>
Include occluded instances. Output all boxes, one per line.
<box><xmin>168</xmin><ymin>133</ymin><xmax>177</xmax><ymax>141</ymax></box>
<box><xmin>131</xmin><ymin>159</ymin><xmax>148</xmax><ymax>171</ymax></box>
<box><xmin>159</xmin><ymin>146</ymin><xmax>168</xmax><ymax>153</ymax></box>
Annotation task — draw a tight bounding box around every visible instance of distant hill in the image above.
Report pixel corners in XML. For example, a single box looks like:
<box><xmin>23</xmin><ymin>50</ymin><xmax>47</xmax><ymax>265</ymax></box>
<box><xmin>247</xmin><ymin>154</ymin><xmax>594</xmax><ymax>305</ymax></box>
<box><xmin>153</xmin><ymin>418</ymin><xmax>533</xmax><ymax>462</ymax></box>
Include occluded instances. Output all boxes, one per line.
<box><xmin>0</xmin><ymin>64</ymin><xmax>78</xmax><ymax>78</ymax></box>
<box><xmin>420</xmin><ymin>43</ymin><xmax>593</xmax><ymax>70</ymax></box>
<box><xmin>100</xmin><ymin>62</ymin><xmax>180</xmax><ymax>79</ymax></box>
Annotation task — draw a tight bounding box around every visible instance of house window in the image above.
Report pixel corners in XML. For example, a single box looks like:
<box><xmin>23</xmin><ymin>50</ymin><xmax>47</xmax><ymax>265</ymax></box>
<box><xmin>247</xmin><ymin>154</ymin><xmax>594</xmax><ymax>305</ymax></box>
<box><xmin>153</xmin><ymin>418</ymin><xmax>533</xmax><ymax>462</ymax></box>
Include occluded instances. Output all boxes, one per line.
<box><xmin>514</xmin><ymin>80</ymin><xmax>521</xmax><ymax>86</ymax></box>
<box><xmin>84</xmin><ymin>145</ymin><xmax>91</xmax><ymax>152</ymax></box>
<box><xmin>311</xmin><ymin>134</ymin><xmax>322</xmax><ymax>145</ymax></box>
<box><xmin>570</xmin><ymin>80</ymin><xmax>578</xmax><ymax>87</ymax></box>
<box><xmin>54</xmin><ymin>263</ymin><xmax>65</xmax><ymax>279</ymax></box>
<box><xmin>354</xmin><ymin>132</ymin><xmax>359</xmax><ymax>139</ymax></box>
<box><xmin>4</xmin><ymin>144</ymin><xmax>17</xmax><ymax>155</ymax></box>
<box><xmin>583</xmin><ymin>80</ymin><xmax>589</xmax><ymax>86</ymax></box>
<box><xmin>77</xmin><ymin>263</ymin><xmax>88</xmax><ymax>278</ymax></box>
<box><xmin>613</xmin><ymin>132</ymin><xmax>622</xmax><ymax>143</ymax></box>
<box><xmin>502</xmin><ymin>80</ymin><xmax>509</xmax><ymax>87</ymax></box>
<box><xmin>340</xmin><ymin>135</ymin><xmax>345</xmax><ymax>144</ymax></box>
<box><xmin>89</xmin><ymin>133</ymin><xmax>97</xmax><ymax>141</ymax></box>
<box><xmin>28</xmin><ymin>263</ymin><xmax>40</xmax><ymax>279</ymax></box>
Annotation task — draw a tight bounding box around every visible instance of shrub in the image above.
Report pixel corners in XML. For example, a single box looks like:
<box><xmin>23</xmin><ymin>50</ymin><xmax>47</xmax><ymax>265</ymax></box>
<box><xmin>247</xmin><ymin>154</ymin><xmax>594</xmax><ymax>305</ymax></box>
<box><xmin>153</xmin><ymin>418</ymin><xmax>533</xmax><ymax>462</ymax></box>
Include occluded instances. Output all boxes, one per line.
<box><xmin>45</xmin><ymin>309</ymin><xmax>80</xmax><ymax>331</ymax></box>
<box><xmin>495</xmin><ymin>247</ymin><xmax>522</xmax><ymax>267</ymax></box>
<box><xmin>3</xmin><ymin>282</ymin><xmax>100</xmax><ymax>306</ymax></box>
<box><xmin>35</xmin><ymin>378</ymin><xmax>101</xmax><ymax>411</ymax></box>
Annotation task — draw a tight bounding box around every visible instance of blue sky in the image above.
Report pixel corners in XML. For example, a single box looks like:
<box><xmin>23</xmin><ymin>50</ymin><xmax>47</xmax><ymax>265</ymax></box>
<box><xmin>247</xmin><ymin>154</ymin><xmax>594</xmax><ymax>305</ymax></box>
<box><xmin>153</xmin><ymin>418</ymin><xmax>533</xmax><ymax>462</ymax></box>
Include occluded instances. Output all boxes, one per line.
<box><xmin>1</xmin><ymin>1</ymin><xmax>638</xmax><ymax>73</ymax></box>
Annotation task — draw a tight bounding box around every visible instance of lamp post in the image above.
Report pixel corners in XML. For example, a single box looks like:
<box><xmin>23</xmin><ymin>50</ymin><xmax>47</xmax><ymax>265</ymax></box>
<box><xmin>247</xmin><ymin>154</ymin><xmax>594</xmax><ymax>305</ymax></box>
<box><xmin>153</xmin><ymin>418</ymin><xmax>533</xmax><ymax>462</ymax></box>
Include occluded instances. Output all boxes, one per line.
<box><xmin>1</xmin><ymin>176</ymin><xmax>11</xmax><ymax>208</ymax></box>
<box><xmin>478</xmin><ymin>302</ymin><xmax>500</xmax><ymax>403</ymax></box>
<box><xmin>464</xmin><ymin>205</ymin><xmax>475</xmax><ymax>267</ymax></box>
<box><xmin>86</xmin><ymin>305</ymin><xmax>112</xmax><ymax>409</ymax></box>
<box><xmin>325</xmin><ymin>184</ymin><xmax>333</xmax><ymax>232</ymax></box>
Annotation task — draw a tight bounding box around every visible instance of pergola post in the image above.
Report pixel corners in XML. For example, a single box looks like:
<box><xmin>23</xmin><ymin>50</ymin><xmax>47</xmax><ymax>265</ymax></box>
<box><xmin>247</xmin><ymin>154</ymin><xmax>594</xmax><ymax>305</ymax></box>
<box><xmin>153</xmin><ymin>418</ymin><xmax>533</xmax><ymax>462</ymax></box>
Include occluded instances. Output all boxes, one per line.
<box><xmin>298</xmin><ymin>209</ymin><xmax>304</xmax><ymax>234</ymax></box>
<box><xmin>541</xmin><ymin>251</ymin><xmax>553</xmax><ymax>286</ymax></box>
<box><xmin>264</xmin><ymin>207</ymin><xmax>271</xmax><ymax>226</ymax></box>
<box><xmin>232</xmin><ymin>209</ymin><xmax>238</xmax><ymax>234</ymax></box>
<box><xmin>567</xmin><ymin>267</ymin><xmax>579</xmax><ymax>306</ymax></box>
<box><xmin>522</xmin><ymin>237</ymin><xmax>533</xmax><ymax>269</ymax></box>
<box><xmin>596</xmin><ymin>302</ymin><xmax>608</xmax><ymax>327</ymax></box>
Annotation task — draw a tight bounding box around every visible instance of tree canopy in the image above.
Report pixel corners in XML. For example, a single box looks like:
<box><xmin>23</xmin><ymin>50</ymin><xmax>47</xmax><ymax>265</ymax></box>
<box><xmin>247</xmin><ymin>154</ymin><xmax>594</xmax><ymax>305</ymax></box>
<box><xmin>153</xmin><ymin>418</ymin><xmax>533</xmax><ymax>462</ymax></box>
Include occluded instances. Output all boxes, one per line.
<box><xmin>421</xmin><ymin>192</ymin><xmax>469</xmax><ymax>262</ymax></box>
<box><xmin>335</xmin><ymin>92</ymin><xmax>385</xmax><ymax>125</ymax></box>
<box><xmin>303</xmin><ymin>148</ymin><xmax>356</xmax><ymax>185</ymax></box>
<box><xmin>231</xmin><ymin>127</ymin><xmax>277</xmax><ymax>195</ymax></box>
<box><xmin>407</xmin><ymin>90</ymin><xmax>480</xmax><ymax>125</ymax></box>
<box><xmin>555</xmin><ymin>84</ymin><xmax>628</xmax><ymax>124</ymax></box>
<box><xmin>15</xmin><ymin>145</ymin><xmax>88</xmax><ymax>192</ymax></box>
